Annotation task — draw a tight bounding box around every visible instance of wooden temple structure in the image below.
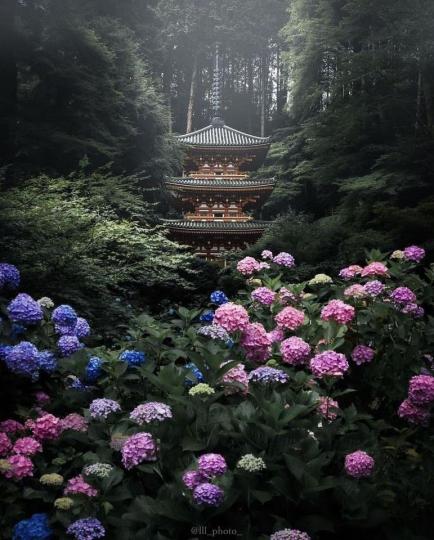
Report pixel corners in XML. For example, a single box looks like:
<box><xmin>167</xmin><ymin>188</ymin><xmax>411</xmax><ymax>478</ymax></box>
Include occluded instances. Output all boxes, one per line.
<box><xmin>163</xmin><ymin>46</ymin><xmax>275</xmax><ymax>260</ymax></box>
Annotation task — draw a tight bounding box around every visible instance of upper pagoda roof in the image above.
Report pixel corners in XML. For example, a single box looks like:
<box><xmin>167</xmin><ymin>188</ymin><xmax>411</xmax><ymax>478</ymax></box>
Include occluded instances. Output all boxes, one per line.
<box><xmin>176</xmin><ymin>118</ymin><xmax>270</xmax><ymax>148</ymax></box>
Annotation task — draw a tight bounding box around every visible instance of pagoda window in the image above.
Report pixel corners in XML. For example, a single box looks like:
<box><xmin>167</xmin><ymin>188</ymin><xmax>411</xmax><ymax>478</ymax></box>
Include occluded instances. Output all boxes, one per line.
<box><xmin>213</xmin><ymin>212</ymin><xmax>224</xmax><ymax>218</ymax></box>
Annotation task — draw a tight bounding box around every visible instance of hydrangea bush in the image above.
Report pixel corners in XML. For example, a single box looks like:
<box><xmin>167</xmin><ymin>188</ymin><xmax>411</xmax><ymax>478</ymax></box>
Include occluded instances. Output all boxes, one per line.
<box><xmin>0</xmin><ymin>247</ymin><xmax>434</xmax><ymax>539</ymax></box>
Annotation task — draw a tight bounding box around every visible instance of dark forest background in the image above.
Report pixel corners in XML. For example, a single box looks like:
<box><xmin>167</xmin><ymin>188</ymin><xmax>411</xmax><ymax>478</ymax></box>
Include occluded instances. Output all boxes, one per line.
<box><xmin>1</xmin><ymin>0</ymin><xmax>433</xmax><ymax>333</ymax></box>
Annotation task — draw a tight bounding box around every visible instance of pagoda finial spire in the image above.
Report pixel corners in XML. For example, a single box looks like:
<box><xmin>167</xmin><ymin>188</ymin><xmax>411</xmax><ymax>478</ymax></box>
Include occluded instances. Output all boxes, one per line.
<box><xmin>211</xmin><ymin>43</ymin><xmax>224</xmax><ymax>126</ymax></box>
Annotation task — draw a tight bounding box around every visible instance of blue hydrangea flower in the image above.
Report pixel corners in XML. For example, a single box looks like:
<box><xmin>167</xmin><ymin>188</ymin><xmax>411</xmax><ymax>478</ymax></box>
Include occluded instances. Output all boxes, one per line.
<box><xmin>184</xmin><ymin>362</ymin><xmax>205</xmax><ymax>386</ymax></box>
<box><xmin>65</xmin><ymin>375</ymin><xmax>88</xmax><ymax>391</ymax></box>
<box><xmin>37</xmin><ymin>351</ymin><xmax>57</xmax><ymax>373</ymax></box>
<box><xmin>86</xmin><ymin>356</ymin><xmax>103</xmax><ymax>382</ymax></box>
<box><xmin>7</xmin><ymin>294</ymin><xmax>43</xmax><ymax>325</ymax></box>
<box><xmin>119</xmin><ymin>350</ymin><xmax>146</xmax><ymax>367</ymax></box>
<box><xmin>4</xmin><ymin>341</ymin><xmax>39</xmax><ymax>379</ymax></box>
<box><xmin>249</xmin><ymin>367</ymin><xmax>289</xmax><ymax>385</ymax></box>
<box><xmin>13</xmin><ymin>513</ymin><xmax>52</xmax><ymax>540</ymax></box>
<box><xmin>66</xmin><ymin>518</ymin><xmax>105</xmax><ymax>540</ymax></box>
<box><xmin>0</xmin><ymin>263</ymin><xmax>20</xmax><ymax>290</ymax></box>
<box><xmin>0</xmin><ymin>268</ymin><xmax>4</xmax><ymax>289</ymax></box>
<box><xmin>226</xmin><ymin>338</ymin><xmax>235</xmax><ymax>349</ymax></box>
<box><xmin>200</xmin><ymin>310</ymin><xmax>214</xmax><ymax>323</ymax></box>
<box><xmin>58</xmin><ymin>335</ymin><xmax>83</xmax><ymax>357</ymax></box>
<box><xmin>0</xmin><ymin>344</ymin><xmax>13</xmax><ymax>360</ymax></box>
<box><xmin>52</xmin><ymin>304</ymin><xmax>77</xmax><ymax>329</ymax></box>
<box><xmin>75</xmin><ymin>317</ymin><xmax>90</xmax><ymax>339</ymax></box>
<box><xmin>210</xmin><ymin>290</ymin><xmax>229</xmax><ymax>305</ymax></box>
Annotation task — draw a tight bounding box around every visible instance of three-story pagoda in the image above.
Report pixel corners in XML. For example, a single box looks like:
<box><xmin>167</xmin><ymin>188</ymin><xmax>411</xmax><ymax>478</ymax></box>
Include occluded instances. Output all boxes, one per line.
<box><xmin>164</xmin><ymin>46</ymin><xmax>275</xmax><ymax>260</ymax></box>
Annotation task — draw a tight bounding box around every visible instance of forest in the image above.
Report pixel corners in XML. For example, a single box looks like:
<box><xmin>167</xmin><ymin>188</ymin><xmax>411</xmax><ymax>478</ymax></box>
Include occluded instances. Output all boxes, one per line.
<box><xmin>0</xmin><ymin>1</ymin><xmax>434</xmax><ymax>539</ymax></box>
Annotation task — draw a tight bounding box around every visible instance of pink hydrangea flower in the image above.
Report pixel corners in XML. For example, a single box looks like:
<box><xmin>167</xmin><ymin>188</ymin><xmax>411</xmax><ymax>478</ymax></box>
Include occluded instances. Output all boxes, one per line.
<box><xmin>61</xmin><ymin>413</ymin><xmax>88</xmax><ymax>432</ymax></box>
<box><xmin>344</xmin><ymin>450</ymin><xmax>374</xmax><ymax>478</ymax></box>
<box><xmin>275</xmin><ymin>306</ymin><xmax>305</xmax><ymax>331</ymax></box>
<box><xmin>182</xmin><ymin>470</ymin><xmax>204</xmax><ymax>490</ymax></box>
<box><xmin>361</xmin><ymin>262</ymin><xmax>388</xmax><ymax>277</ymax></box>
<box><xmin>273</xmin><ymin>252</ymin><xmax>295</xmax><ymax>268</ymax></box>
<box><xmin>221</xmin><ymin>362</ymin><xmax>249</xmax><ymax>394</ymax></box>
<box><xmin>267</xmin><ymin>327</ymin><xmax>285</xmax><ymax>343</ymax></box>
<box><xmin>121</xmin><ymin>432</ymin><xmax>157</xmax><ymax>470</ymax></box>
<box><xmin>344</xmin><ymin>284</ymin><xmax>366</xmax><ymax>298</ymax></box>
<box><xmin>214</xmin><ymin>303</ymin><xmax>250</xmax><ymax>333</ymax></box>
<box><xmin>351</xmin><ymin>345</ymin><xmax>375</xmax><ymax>366</ymax></box>
<box><xmin>251</xmin><ymin>287</ymin><xmax>276</xmax><ymax>305</ymax></box>
<box><xmin>0</xmin><ymin>420</ymin><xmax>24</xmax><ymax>434</ymax></box>
<box><xmin>310</xmin><ymin>351</ymin><xmax>349</xmax><ymax>378</ymax></box>
<box><xmin>408</xmin><ymin>375</ymin><xmax>434</xmax><ymax>406</ymax></box>
<box><xmin>3</xmin><ymin>454</ymin><xmax>34</xmax><ymax>479</ymax></box>
<box><xmin>64</xmin><ymin>474</ymin><xmax>98</xmax><ymax>497</ymax></box>
<box><xmin>278</xmin><ymin>287</ymin><xmax>297</xmax><ymax>304</ymax></box>
<box><xmin>13</xmin><ymin>437</ymin><xmax>42</xmax><ymax>456</ymax></box>
<box><xmin>236</xmin><ymin>257</ymin><xmax>261</xmax><ymax>276</ymax></box>
<box><xmin>321</xmin><ymin>300</ymin><xmax>355</xmax><ymax>325</ymax></box>
<box><xmin>0</xmin><ymin>432</ymin><xmax>12</xmax><ymax>456</ymax></box>
<box><xmin>403</xmin><ymin>245</ymin><xmax>425</xmax><ymax>263</ymax></box>
<box><xmin>240</xmin><ymin>323</ymin><xmax>272</xmax><ymax>362</ymax></box>
<box><xmin>34</xmin><ymin>392</ymin><xmax>50</xmax><ymax>405</ymax></box>
<box><xmin>317</xmin><ymin>396</ymin><xmax>339</xmax><ymax>421</ymax></box>
<box><xmin>339</xmin><ymin>265</ymin><xmax>363</xmax><ymax>280</ymax></box>
<box><xmin>31</xmin><ymin>413</ymin><xmax>62</xmax><ymax>440</ymax></box>
<box><xmin>280</xmin><ymin>336</ymin><xmax>311</xmax><ymax>366</ymax></box>
<box><xmin>398</xmin><ymin>399</ymin><xmax>430</xmax><ymax>425</ymax></box>
<box><xmin>258</xmin><ymin>262</ymin><xmax>270</xmax><ymax>270</ymax></box>
<box><xmin>261</xmin><ymin>250</ymin><xmax>273</xmax><ymax>260</ymax></box>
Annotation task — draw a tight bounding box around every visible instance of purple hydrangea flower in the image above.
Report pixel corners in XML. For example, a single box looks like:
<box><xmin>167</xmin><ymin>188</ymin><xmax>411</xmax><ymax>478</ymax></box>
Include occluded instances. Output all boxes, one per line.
<box><xmin>408</xmin><ymin>375</ymin><xmax>434</xmax><ymax>406</ymax></box>
<box><xmin>401</xmin><ymin>303</ymin><xmax>424</xmax><ymax>318</ymax></box>
<box><xmin>251</xmin><ymin>287</ymin><xmax>276</xmax><ymax>305</ymax></box>
<box><xmin>390</xmin><ymin>287</ymin><xmax>416</xmax><ymax>305</ymax></box>
<box><xmin>192</xmin><ymin>482</ymin><xmax>224</xmax><ymax>506</ymax></box>
<box><xmin>249</xmin><ymin>367</ymin><xmax>289</xmax><ymax>384</ymax></box>
<box><xmin>89</xmin><ymin>398</ymin><xmax>121</xmax><ymax>420</ymax></box>
<box><xmin>66</xmin><ymin>518</ymin><xmax>105</xmax><ymax>540</ymax></box>
<box><xmin>280</xmin><ymin>336</ymin><xmax>311</xmax><ymax>366</ymax></box>
<box><xmin>0</xmin><ymin>263</ymin><xmax>20</xmax><ymax>290</ymax></box>
<box><xmin>363</xmin><ymin>280</ymin><xmax>385</xmax><ymax>297</ymax></box>
<box><xmin>398</xmin><ymin>398</ymin><xmax>430</xmax><ymax>425</ymax></box>
<box><xmin>7</xmin><ymin>294</ymin><xmax>43</xmax><ymax>325</ymax></box>
<box><xmin>273</xmin><ymin>252</ymin><xmax>295</xmax><ymax>268</ymax></box>
<box><xmin>344</xmin><ymin>450</ymin><xmax>375</xmax><ymax>478</ymax></box>
<box><xmin>52</xmin><ymin>305</ymin><xmax>77</xmax><ymax>329</ymax></box>
<box><xmin>351</xmin><ymin>345</ymin><xmax>375</xmax><ymax>366</ymax></box>
<box><xmin>130</xmin><ymin>402</ymin><xmax>172</xmax><ymax>424</ymax></box>
<box><xmin>58</xmin><ymin>335</ymin><xmax>83</xmax><ymax>357</ymax></box>
<box><xmin>270</xmin><ymin>529</ymin><xmax>311</xmax><ymax>540</ymax></box>
<box><xmin>197</xmin><ymin>324</ymin><xmax>230</xmax><ymax>341</ymax></box>
<box><xmin>75</xmin><ymin>317</ymin><xmax>90</xmax><ymax>339</ymax></box>
<box><xmin>182</xmin><ymin>470</ymin><xmax>205</xmax><ymax>490</ymax></box>
<box><xmin>121</xmin><ymin>432</ymin><xmax>157</xmax><ymax>469</ymax></box>
<box><xmin>403</xmin><ymin>245</ymin><xmax>425</xmax><ymax>263</ymax></box>
<box><xmin>198</xmin><ymin>453</ymin><xmax>227</xmax><ymax>478</ymax></box>
<box><xmin>310</xmin><ymin>351</ymin><xmax>349</xmax><ymax>378</ymax></box>
<box><xmin>4</xmin><ymin>341</ymin><xmax>39</xmax><ymax>379</ymax></box>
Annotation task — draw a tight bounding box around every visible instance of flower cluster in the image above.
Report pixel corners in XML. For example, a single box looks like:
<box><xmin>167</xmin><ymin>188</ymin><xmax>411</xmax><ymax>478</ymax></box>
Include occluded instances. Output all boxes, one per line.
<box><xmin>66</xmin><ymin>518</ymin><xmax>105</xmax><ymax>540</ymax></box>
<box><xmin>403</xmin><ymin>245</ymin><xmax>425</xmax><ymax>263</ymax></box>
<box><xmin>121</xmin><ymin>432</ymin><xmax>157</xmax><ymax>469</ymax></box>
<box><xmin>7</xmin><ymin>293</ymin><xmax>43</xmax><ymax>325</ymax></box>
<box><xmin>343</xmin><ymin>284</ymin><xmax>366</xmax><ymax>298</ymax></box>
<box><xmin>360</xmin><ymin>261</ymin><xmax>388</xmax><ymax>278</ymax></box>
<box><xmin>363</xmin><ymin>280</ymin><xmax>385</xmax><ymax>297</ymax></box>
<box><xmin>197</xmin><ymin>324</ymin><xmax>230</xmax><ymax>342</ymax></box>
<box><xmin>320</xmin><ymin>300</ymin><xmax>355</xmax><ymax>325</ymax></box>
<box><xmin>280</xmin><ymin>336</ymin><xmax>311</xmax><ymax>366</ymax></box>
<box><xmin>390</xmin><ymin>286</ymin><xmax>416</xmax><ymax>305</ymax></box>
<box><xmin>214</xmin><ymin>302</ymin><xmax>250</xmax><ymax>332</ymax></box>
<box><xmin>129</xmin><ymin>402</ymin><xmax>173</xmax><ymax>424</ymax></box>
<box><xmin>188</xmin><ymin>383</ymin><xmax>215</xmax><ymax>397</ymax></box>
<box><xmin>64</xmin><ymin>474</ymin><xmax>98</xmax><ymax>497</ymax></box>
<box><xmin>61</xmin><ymin>413</ymin><xmax>88</xmax><ymax>432</ymax></box>
<box><xmin>270</xmin><ymin>529</ymin><xmax>311</xmax><ymax>540</ymax></box>
<box><xmin>83</xmin><ymin>463</ymin><xmax>113</xmax><ymax>478</ymax></box>
<box><xmin>339</xmin><ymin>265</ymin><xmax>362</xmax><ymax>280</ymax></box>
<box><xmin>183</xmin><ymin>454</ymin><xmax>227</xmax><ymax>507</ymax></box>
<box><xmin>85</xmin><ymin>356</ymin><xmax>103</xmax><ymax>382</ymax></box>
<box><xmin>275</xmin><ymin>306</ymin><xmax>305</xmax><ymax>331</ymax></box>
<box><xmin>308</xmin><ymin>273</ymin><xmax>332</xmax><ymax>286</ymax></box>
<box><xmin>344</xmin><ymin>450</ymin><xmax>375</xmax><ymax>478</ymax></box>
<box><xmin>13</xmin><ymin>437</ymin><xmax>42</xmax><ymax>456</ymax></box>
<box><xmin>40</xmin><ymin>473</ymin><xmax>64</xmax><ymax>486</ymax></box>
<box><xmin>310</xmin><ymin>351</ymin><xmax>349</xmax><ymax>379</ymax></box>
<box><xmin>351</xmin><ymin>345</ymin><xmax>375</xmax><ymax>366</ymax></box>
<box><xmin>237</xmin><ymin>256</ymin><xmax>261</xmax><ymax>276</ymax></box>
<box><xmin>210</xmin><ymin>290</ymin><xmax>228</xmax><ymax>305</ymax></box>
<box><xmin>221</xmin><ymin>362</ymin><xmax>249</xmax><ymax>394</ymax></box>
<box><xmin>251</xmin><ymin>286</ymin><xmax>276</xmax><ymax>305</ymax></box>
<box><xmin>58</xmin><ymin>335</ymin><xmax>83</xmax><ymax>357</ymax></box>
<box><xmin>240</xmin><ymin>322</ymin><xmax>272</xmax><ymax>362</ymax></box>
<box><xmin>119</xmin><ymin>350</ymin><xmax>146</xmax><ymax>367</ymax></box>
<box><xmin>89</xmin><ymin>399</ymin><xmax>121</xmax><ymax>420</ymax></box>
<box><xmin>199</xmin><ymin>310</ymin><xmax>214</xmax><ymax>323</ymax></box>
<box><xmin>13</xmin><ymin>513</ymin><xmax>52</xmax><ymax>540</ymax></box>
<box><xmin>317</xmin><ymin>396</ymin><xmax>339</xmax><ymax>421</ymax></box>
<box><xmin>236</xmin><ymin>454</ymin><xmax>266</xmax><ymax>472</ymax></box>
<box><xmin>249</xmin><ymin>366</ymin><xmax>289</xmax><ymax>384</ymax></box>
<box><xmin>273</xmin><ymin>252</ymin><xmax>295</xmax><ymax>268</ymax></box>
<box><xmin>0</xmin><ymin>263</ymin><xmax>20</xmax><ymax>289</ymax></box>
<box><xmin>3</xmin><ymin>454</ymin><xmax>34</xmax><ymax>479</ymax></box>
<box><xmin>31</xmin><ymin>414</ymin><xmax>62</xmax><ymax>440</ymax></box>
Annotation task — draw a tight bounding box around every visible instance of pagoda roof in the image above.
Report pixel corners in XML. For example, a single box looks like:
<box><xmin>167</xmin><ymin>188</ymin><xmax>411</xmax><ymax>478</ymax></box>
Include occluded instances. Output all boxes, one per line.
<box><xmin>164</xmin><ymin>220</ymin><xmax>271</xmax><ymax>233</ymax></box>
<box><xmin>176</xmin><ymin>120</ymin><xmax>270</xmax><ymax>148</ymax></box>
<box><xmin>164</xmin><ymin>177</ymin><xmax>276</xmax><ymax>190</ymax></box>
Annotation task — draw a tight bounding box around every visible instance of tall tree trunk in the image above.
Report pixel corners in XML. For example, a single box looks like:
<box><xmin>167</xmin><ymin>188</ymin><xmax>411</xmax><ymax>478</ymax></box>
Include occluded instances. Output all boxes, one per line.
<box><xmin>162</xmin><ymin>45</ymin><xmax>174</xmax><ymax>133</ymax></box>
<box><xmin>260</xmin><ymin>52</ymin><xmax>268</xmax><ymax>137</ymax></box>
<box><xmin>186</xmin><ymin>53</ymin><xmax>198</xmax><ymax>133</ymax></box>
<box><xmin>247</xmin><ymin>58</ymin><xmax>254</xmax><ymax>133</ymax></box>
<box><xmin>0</xmin><ymin>0</ymin><xmax>17</xmax><ymax>167</ymax></box>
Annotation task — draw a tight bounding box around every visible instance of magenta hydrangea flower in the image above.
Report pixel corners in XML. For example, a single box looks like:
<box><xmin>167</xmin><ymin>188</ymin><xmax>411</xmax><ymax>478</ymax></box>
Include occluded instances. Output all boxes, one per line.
<box><xmin>267</xmin><ymin>327</ymin><xmax>285</xmax><ymax>343</ymax></box>
<box><xmin>31</xmin><ymin>414</ymin><xmax>62</xmax><ymax>440</ymax></box>
<box><xmin>13</xmin><ymin>437</ymin><xmax>42</xmax><ymax>456</ymax></box>
<box><xmin>129</xmin><ymin>402</ymin><xmax>173</xmax><ymax>424</ymax></box>
<box><xmin>275</xmin><ymin>306</ymin><xmax>305</xmax><ymax>331</ymax></box>
<box><xmin>3</xmin><ymin>454</ymin><xmax>34</xmax><ymax>479</ymax></box>
<box><xmin>0</xmin><ymin>419</ymin><xmax>24</xmax><ymax>434</ymax></box>
<box><xmin>351</xmin><ymin>345</ymin><xmax>375</xmax><ymax>366</ymax></box>
<box><xmin>240</xmin><ymin>322</ymin><xmax>272</xmax><ymax>362</ymax></box>
<box><xmin>361</xmin><ymin>262</ymin><xmax>388</xmax><ymax>278</ymax></box>
<box><xmin>193</xmin><ymin>482</ymin><xmax>224</xmax><ymax>506</ymax></box>
<box><xmin>398</xmin><ymin>399</ymin><xmax>430</xmax><ymax>425</ymax></box>
<box><xmin>317</xmin><ymin>396</ymin><xmax>339</xmax><ymax>421</ymax></box>
<box><xmin>273</xmin><ymin>252</ymin><xmax>295</xmax><ymax>268</ymax></box>
<box><xmin>182</xmin><ymin>470</ymin><xmax>205</xmax><ymax>490</ymax></box>
<box><xmin>344</xmin><ymin>450</ymin><xmax>375</xmax><ymax>478</ymax></box>
<box><xmin>390</xmin><ymin>287</ymin><xmax>417</xmax><ymax>305</ymax></box>
<box><xmin>198</xmin><ymin>453</ymin><xmax>227</xmax><ymax>478</ymax></box>
<box><xmin>321</xmin><ymin>300</ymin><xmax>355</xmax><ymax>325</ymax></box>
<box><xmin>310</xmin><ymin>351</ymin><xmax>349</xmax><ymax>379</ymax></box>
<box><xmin>64</xmin><ymin>474</ymin><xmax>98</xmax><ymax>497</ymax></box>
<box><xmin>401</xmin><ymin>303</ymin><xmax>424</xmax><ymax>318</ymax></box>
<box><xmin>251</xmin><ymin>287</ymin><xmax>276</xmax><ymax>305</ymax></box>
<box><xmin>0</xmin><ymin>432</ymin><xmax>12</xmax><ymax>456</ymax></box>
<box><xmin>270</xmin><ymin>529</ymin><xmax>311</xmax><ymax>540</ymax></box>
<box><xmin>121</xmin><ymin>432</ymin><xmax>157</xmax><ymax>469</ymax></box>
<box><xmin>237</xmin><ymin>256</ymin><xmax>261</xmax><ymax>276</ymax></box>
<box><xmin>89</xmin><ymin>398</ymin><xmax>121</xmax><ymax>420</ymax></box>
<box><xmin>61</xmin><ymin>413</ymin><xmax>88</xmax><ymax>432</ymax></box>
<box><xmin>221</xmin><ymin>362</ymin><xmax>249</xmax><ymax>394</ymax></box>
<box><xmin>214</xmin><ymin>303</ymin><xmax>250</xmax><ymax>332</ymax></box>
<box><xmin>35</xmin><ymin>391</ymin><xmax>50</xmax><ymax>405</ymax></box>
<box><xmin>403</xmin><ymin>245</ymin><xmax>425</xmax><ymax>263</ymax></box>
<box><xmin>338</xmin><ymin>265</ymin><xmax>363</xmax><ymax>280</ymax></box>
<box><xmin>363</xmin><ymin>280</ymin><xmax>385</xmax><ymax>297</ymax></box>
<box><xmin>343</xmin><ymin>284</ymin><xmax>366</xmax><ymax>298</ymax></box>
<box><xmin>280</xmin><ymin>336</ymin><xmax>311</xmax><ymax>366</ymax></box>
<box><xmin>261</xmin><ymin>250</ymin><xmax>273</xmax><ymax>260</ymax></box>
<box><xmin>408</xmin><ymin>375</ymin><xmax>434</xmax><ymax>406</ymax></box>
